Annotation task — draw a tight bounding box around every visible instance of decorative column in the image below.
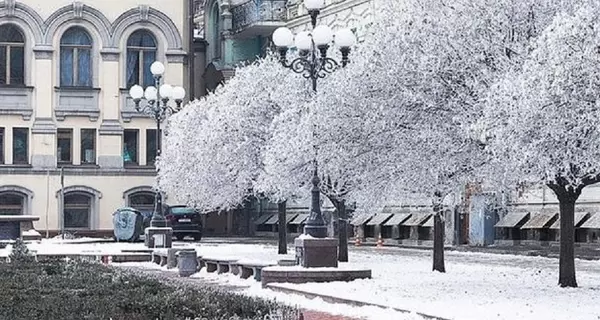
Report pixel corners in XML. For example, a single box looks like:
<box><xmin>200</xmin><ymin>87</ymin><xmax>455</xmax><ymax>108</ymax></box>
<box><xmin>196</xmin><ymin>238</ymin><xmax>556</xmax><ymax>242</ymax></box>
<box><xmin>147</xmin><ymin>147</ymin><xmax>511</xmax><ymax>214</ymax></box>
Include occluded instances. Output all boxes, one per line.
<box><xmin>98</xmin><ymin>49</ymin><xmax>124</xmax><ymax>168</ymax></box>
<box><xmin>31</xmin><ymin>46</ymin><xmax>57</xmax><ymax>169</ymax></box>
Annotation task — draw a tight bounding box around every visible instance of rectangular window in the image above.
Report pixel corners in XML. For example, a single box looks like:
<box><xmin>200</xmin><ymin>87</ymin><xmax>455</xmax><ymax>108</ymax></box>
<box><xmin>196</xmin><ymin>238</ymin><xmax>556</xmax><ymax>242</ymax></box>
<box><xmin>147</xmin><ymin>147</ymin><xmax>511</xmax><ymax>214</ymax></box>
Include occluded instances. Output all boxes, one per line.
<box><xmin>0</xmin><ymin>127</ymin><xmax>4</xmax><ymax>164</ymax></box>
<box><xmin>80</xmin><ymin>129</ymin><xmax>96</xmax><ymax>165</ymax></box>
<box><xmin>12</xmin><ymin>127</ymin><xmax>28</xmax><ymax>164</ymax></box>
<box><xmin>60</xmin><ymin>48</ymin><xmax>92</xmax><ymax>87</ymax></box>
<box><xmin>9</xmin><ymin>46</ymin><xmax>24</xmax><ymax>85</ymax></box>
<box><xmin>57</xmin><ymin>129</ymin><xmax>73</xmax><ymax>164</ymax></box>
<box><xmin>146</xmin><ymin>129</ymin><xmax>161</xmax><ymax>166</ymax></box>
<box><xmin>123</xmin><ymin>129</ymin><xmax>139</xmax><ymax>165</ymax></box>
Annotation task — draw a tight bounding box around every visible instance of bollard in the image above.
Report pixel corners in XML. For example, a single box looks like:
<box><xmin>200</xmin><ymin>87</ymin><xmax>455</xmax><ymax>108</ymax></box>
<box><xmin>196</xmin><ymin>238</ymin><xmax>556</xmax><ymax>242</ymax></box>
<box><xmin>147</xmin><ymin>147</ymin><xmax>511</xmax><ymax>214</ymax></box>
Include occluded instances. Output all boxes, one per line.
<box><xmin>376</xmin><ymin>234</ymin><xmax>384</xmax><ymax>248</ymax></box>
<box><xmin>177</xmin><ymin>249</ymin><xmax>198</xmax><ymax>277</ymax></box>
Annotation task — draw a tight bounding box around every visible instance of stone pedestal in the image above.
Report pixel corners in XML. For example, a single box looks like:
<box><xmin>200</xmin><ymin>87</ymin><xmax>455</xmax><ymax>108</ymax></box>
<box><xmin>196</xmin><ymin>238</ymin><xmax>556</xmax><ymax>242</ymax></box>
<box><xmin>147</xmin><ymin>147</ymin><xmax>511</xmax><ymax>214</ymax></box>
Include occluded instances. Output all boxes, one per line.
<box><xmin>295</xmin><ymin>237</ymin><xmax>339</xmax><ymax>268</ymax></box>
<box><xmin>145</xmin><ymin>227</ymin><xmax>173</xmax><ymax>248</ymax></box>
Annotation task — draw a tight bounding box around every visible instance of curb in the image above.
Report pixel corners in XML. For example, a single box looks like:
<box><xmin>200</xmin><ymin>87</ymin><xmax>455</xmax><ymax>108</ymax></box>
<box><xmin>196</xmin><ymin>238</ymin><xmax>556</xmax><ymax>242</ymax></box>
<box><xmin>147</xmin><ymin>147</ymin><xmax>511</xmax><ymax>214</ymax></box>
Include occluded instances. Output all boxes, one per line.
<box><xmin>266</xmin><ymin>283</ymin><xmax>450</xmax><ymax>320</ymax></box>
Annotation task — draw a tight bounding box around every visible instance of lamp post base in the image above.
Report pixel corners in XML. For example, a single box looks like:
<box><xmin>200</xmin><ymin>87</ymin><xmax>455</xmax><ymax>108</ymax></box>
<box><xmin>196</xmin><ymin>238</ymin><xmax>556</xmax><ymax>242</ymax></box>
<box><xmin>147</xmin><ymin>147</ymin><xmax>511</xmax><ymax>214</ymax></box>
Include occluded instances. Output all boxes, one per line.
<box><xmin>295</xmin><ymin>237</ymin><xmax>339</xmax><ymax>268</ymax></box>
<box><xmin>303</xmin><ymin>224</ymin><xmax>328</xmax><ymax>238</ymax></box>
<box><xmin>145</xmin><ymin>227</ymin><xmax>173</xmax><ymax>248</ymax></box>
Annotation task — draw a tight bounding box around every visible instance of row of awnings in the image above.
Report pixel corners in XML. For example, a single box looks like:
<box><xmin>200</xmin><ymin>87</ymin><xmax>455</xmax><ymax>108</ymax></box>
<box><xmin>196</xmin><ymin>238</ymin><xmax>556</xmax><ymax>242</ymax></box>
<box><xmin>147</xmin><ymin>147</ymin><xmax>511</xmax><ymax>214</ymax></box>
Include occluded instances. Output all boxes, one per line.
<box><xmin>254</xmin><ymin>213</ymin><xmax>310</xmax><ymax>226</ymax></box>
<box><xmin>350</xmin><ymin>212</ymin><xmax>435</xmax><ymax>227</ymax></box>
<box><xmin>495</xmin><ymin>211</ymin><xmax>600</xmax><ymax>229</ymax></box>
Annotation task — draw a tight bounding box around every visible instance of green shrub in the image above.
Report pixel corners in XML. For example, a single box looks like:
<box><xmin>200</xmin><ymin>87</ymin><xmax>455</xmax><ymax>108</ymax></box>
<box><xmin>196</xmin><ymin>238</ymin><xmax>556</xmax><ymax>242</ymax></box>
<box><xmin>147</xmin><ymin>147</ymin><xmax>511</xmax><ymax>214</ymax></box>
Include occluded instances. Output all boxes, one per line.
<box><xmin>8</xmin><ymin>239</ymin><xmax>35</xmax><ymax>263</ymax></box>
<box><xmin>0</xmin><ymin>260</ymin><xmax>294</xmax><ymax>320</ymax></box>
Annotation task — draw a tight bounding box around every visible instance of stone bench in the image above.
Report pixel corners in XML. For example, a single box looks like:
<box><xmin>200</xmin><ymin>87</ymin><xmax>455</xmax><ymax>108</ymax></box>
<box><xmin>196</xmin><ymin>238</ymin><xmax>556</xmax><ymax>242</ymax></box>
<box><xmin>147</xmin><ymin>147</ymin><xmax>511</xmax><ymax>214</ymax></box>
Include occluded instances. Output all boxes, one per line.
<box><xmin>153</xmin><ymin>248</ymin><xmax>194</xmax><ymax>269</ymax></box>
<box><xmin>238</xmin><ymin>260</ymin><xmax>277</xmax><ymax>281</ymax></box>
<box><xmin>203</xmin><ymin>257</ymin><xmax>239</xmax><ymax>274</ymax></box>
<box><xmin>152</xmin><ymin>250</ymin><xmax>168</xmax><ymax>266</ymax></box>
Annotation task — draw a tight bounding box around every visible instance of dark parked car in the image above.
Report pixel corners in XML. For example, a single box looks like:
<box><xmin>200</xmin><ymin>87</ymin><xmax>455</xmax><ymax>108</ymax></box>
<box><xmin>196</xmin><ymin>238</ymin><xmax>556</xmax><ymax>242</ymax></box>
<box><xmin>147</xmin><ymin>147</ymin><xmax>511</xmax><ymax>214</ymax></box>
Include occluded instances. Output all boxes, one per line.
<box><xmin>165</xmin><ymin>205</ymin><xmax>203</xmax><ymax>241</ymax></box>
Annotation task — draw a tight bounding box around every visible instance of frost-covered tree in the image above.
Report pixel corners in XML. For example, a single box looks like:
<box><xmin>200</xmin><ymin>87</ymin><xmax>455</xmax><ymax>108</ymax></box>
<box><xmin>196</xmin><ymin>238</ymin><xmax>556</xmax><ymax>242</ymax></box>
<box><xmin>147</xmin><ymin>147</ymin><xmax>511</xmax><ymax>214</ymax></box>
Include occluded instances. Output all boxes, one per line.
<box><xmin>302</xmin><ymin>0</ymin><xmax>584</xmax><ymax>272</ymax></box>
<box><xmin>158</xmin><ymin>55</ymin><xmax>308</xmax><ymax>235</ymax></box>
<box><xmin>482</xmin><ymin>4</ymin><xmax>600</xmax><ymax>287</ymax></box>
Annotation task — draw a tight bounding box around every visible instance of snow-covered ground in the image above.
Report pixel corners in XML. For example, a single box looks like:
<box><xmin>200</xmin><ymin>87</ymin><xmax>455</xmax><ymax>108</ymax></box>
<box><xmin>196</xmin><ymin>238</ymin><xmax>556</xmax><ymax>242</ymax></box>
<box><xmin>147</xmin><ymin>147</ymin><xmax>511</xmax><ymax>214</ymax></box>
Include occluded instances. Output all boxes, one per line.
<box><xmin>189</xmin><ymin>243</ymin><xmax>600</xmax><ymax>320</ymax></box>
<box><xmin>18</xmin><ymin>239</ymin><xmax>600</xmax><ymax>320</ymax></box>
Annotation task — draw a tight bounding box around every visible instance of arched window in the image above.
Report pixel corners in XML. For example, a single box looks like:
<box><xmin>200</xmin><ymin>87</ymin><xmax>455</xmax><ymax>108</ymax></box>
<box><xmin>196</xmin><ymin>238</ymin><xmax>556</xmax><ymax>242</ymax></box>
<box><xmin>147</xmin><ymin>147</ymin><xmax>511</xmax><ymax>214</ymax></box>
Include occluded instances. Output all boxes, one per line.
<box><xmin>126</xmin><ymin>30</ymin><xmax>157</xmax><ymax>88</ymax></box>
<box><xmin>0</xmin><ymin>24</ymin><xmax>25</xmax><ymax>85</ymax></box>
<box><xmin>60</xmin><ymin>27</ymin><xmax>92</xmax><ymax>87</ymax></box>
<box><xmin>63</xmin><ymin>192</ymin><xmax>92</xmax><ymax>229</ymax></box>
<box><xmin>128</xmin><ymin>192</ymin><xmax>156</xmax><ymax>215</ymax></box>
<box><xmin>0</xmin><ymin>193</ymin><xmax>24</xmax><ymax>215</ymax></box>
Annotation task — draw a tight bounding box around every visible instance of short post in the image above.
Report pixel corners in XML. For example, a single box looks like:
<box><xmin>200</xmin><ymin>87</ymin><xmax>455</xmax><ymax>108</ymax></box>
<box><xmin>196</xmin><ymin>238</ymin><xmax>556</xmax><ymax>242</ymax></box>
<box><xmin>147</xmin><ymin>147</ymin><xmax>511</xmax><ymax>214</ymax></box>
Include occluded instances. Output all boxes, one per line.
<box><xmin>177</xmin><ymin>249</ymin><xmax>198</xmax><ymax>277</ymax></box>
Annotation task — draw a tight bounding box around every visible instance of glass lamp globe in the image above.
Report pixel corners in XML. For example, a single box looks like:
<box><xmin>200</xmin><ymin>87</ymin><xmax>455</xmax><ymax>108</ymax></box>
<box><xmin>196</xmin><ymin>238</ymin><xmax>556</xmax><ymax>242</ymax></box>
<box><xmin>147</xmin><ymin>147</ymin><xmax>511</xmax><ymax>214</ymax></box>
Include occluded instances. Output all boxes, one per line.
<box><xmin>144</xmin><ymin>86</ymin><xmax>158</xmax><ymax>101</ymax></box>
<box><xmin>312</xmin><ymin>25</ymin><xmax>333</xmax><ymax>47</ymax></box>
<box><xmin>150</xmin><ymin>61</ymin><xmax>165</xmax><ymax>76</ymax></box>
<box><xmin>272</xmin><ymin>27</ymin><xmax>294</xmax><ymax>48</ymax></box>
<box><xmin>334</xmin><ymin>29</ymin><xmax>356</xmax><ymax>48</ymax></box>
<box><xmin>172</xmin><ymin>86</ymin><xmax>186</xmax><ymax>100</ymax></box>
<box><xmin>304</xmin><ymin>0</ymin><xmax>325</xmax><ymax>11</ymax></box>
<box><xmin>128</xmin><ymin>85</ymin><xmax>144</xmax><ymax>100</ymax></box>
<box><xmin>294</xmin><ymin>31</ymin><xmax>312</xmax><ymax>51</ymax></box>
<box><xmin>159</xmin><ymin>84</ymin><xmax>173</xmax><ymax>99</ymax></box>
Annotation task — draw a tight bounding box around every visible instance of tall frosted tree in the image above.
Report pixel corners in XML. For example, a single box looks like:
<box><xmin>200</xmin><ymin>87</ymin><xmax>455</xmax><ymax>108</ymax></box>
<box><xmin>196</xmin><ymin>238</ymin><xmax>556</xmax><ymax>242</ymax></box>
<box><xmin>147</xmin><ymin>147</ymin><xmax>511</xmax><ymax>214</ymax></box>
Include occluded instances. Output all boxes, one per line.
<box><xmin>303</xmin><ymin>0</ymin><xmax>585</xmax><ymax>272</ymax></box>
<box><xmin>483</xmin><ymin>4</ymin><xmax>600</xmax><ymax>287</ymax></box>
<box><xmin>159</xmin><ymin>56</ymin><xmax>308</xmax><ymax>244</ymax></box>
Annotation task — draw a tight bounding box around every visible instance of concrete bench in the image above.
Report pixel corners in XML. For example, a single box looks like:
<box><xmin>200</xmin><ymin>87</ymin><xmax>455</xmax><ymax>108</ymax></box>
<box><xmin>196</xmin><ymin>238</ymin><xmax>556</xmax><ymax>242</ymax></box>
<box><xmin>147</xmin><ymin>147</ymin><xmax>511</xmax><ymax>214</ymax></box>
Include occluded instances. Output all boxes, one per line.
<box><xmin>203</xmin><ymin>257</ymin><xmax>239</xmax><ymax>274</ymax></box>
<box><xmin>152</xmin><ymin>250</ymin><xmax>168</xmax><ymax>266</ymax></box>
<box><xmin>238</xmin><ymin>260</ymin><xmax>277</xmax><ymax>281</ymax></box>
<box><xmin>153</xmin><ymin>248</ymin><xmax>192</xmax><ymax>269</ymax></box>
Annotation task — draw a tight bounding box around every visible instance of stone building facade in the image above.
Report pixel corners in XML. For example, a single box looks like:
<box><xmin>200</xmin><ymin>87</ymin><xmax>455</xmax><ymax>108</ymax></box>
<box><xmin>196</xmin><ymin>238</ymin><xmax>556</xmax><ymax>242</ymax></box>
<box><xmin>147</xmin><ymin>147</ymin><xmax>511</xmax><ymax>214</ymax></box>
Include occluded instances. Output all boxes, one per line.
<box><xmin>0</xmin><ymin>0</ymin><xmax>191</xmax><ymax>236</ymax></box>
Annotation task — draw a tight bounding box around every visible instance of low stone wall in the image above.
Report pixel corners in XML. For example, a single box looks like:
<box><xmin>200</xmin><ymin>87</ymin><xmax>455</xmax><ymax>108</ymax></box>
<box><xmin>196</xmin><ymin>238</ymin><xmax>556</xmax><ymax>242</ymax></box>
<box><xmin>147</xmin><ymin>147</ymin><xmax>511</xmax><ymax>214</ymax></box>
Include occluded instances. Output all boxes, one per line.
<box><xmin>261</xmin><ymin>266</ymin><xmax>372</xmax><ymax>287</ymax></box>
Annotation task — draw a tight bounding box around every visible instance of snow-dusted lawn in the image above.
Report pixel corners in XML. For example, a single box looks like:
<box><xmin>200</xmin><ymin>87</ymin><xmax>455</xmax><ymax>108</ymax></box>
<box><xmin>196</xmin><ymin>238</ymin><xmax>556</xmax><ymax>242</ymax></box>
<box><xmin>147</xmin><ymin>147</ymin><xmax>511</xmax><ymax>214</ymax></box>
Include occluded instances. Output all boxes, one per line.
<box><xmin>19</xmin><ymin>239</ymin><xmax>600</xmax><ymax>320</ymax></box>
<box><xmin>189</xmin><ymin>243</ymin><xmax>600</xmax><ymax>320</ymax></box>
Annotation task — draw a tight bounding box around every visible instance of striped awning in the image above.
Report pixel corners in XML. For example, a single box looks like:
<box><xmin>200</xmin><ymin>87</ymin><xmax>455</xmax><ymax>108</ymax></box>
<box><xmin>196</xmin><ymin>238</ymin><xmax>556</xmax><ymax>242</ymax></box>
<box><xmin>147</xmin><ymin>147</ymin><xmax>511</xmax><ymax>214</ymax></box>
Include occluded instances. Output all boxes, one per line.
<box><xmin>495</xmin><ymin>212</ymin><xmax>529</xmax><ymax>228</ymax></box>
<box><xmin>422</xmin><ymin>215</ymin><xmax>434</xmax><ymax>228</ymax></box>
<box><xmin>521</xmin><ymin>212</ymin><xmax>558</xmax><ymax>229</ymax></box>
<box><xmin>579</xmin><ymin>213</ymin><xmax>600</xmax><ymax>229</ymax></box>
<box><xmin>383</xmin><ymin>213</ymin><xmax>412</xmax><ymax>226</ymax></box>
<box><xmin>401</xmin><ymin>213</ymin><xmax>432</xmax><ymax>227</ymax></box>
<box><xmin>366</xmin><ymin>213</ymin><xmax>394</xmax><ymax>226</ymax></box>
<box><xmin>550</xmin><ymin>212</ymin><xmax>590</xmax><ymax>229</ymax></box>
<box><xmin>289</xmin><ymin>213</ymin><xmax>309</xmax><ymax>225</ymax></box>
<box><xmin>265</xmin><ymin>214</ymin><xmax>279</xmax><ymax>225</ymax></box>
<box><xmin>254</xmin><ymin>214</ymin><xmax>274</xmax><ymax>225</ymax></box>
<box><xmin>350</xmin><ymin>214</ymin><xmax>374</xmax><ymax>226</ymax></box>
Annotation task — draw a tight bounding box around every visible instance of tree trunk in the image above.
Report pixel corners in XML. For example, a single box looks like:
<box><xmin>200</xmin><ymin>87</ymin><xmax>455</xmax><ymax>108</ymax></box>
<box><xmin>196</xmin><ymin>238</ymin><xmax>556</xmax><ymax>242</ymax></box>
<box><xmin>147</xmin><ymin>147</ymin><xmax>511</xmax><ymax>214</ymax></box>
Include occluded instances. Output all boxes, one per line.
<box><xmin>433</xmin><ymin>212</ymin><xmax>446</xmax><ymax>273</ymax></box>
<box><xmin>278</xmin><ymin>201</ymin><xmax>287</xmax><ymax>255</ymax></box>
<box><xmin>548</xmin><ymin>182</ymin><xmax>580</xmax><ymax>288</ymax></box>
<box><xmin>558</xmin><ymin>197</ymin><xmax>577</xmax><ymax>287</ymax></box>
<box><xmin>337</xmin><ymin>200</ymin><xmax>348</xmax><ymax>262</ymax></box>
<box><xmin>432</xmin><ymin>192</ymin><xmax>445</xmax><ymax>273</ymax></box>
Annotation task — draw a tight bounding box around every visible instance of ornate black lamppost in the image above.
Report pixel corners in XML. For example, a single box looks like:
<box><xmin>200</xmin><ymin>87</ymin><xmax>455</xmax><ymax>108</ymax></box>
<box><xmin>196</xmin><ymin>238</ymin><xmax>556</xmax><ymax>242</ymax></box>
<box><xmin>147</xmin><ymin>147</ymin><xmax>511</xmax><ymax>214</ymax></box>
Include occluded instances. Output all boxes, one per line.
<box><xmin>128</xmin><ymin>61</ymin><xmax>186</xmax><ymax>248</ymax></box>
<box><xmin>271</xmin><ymin>0</ymin><xmax>356</xmax><ymax>239</ymax></box>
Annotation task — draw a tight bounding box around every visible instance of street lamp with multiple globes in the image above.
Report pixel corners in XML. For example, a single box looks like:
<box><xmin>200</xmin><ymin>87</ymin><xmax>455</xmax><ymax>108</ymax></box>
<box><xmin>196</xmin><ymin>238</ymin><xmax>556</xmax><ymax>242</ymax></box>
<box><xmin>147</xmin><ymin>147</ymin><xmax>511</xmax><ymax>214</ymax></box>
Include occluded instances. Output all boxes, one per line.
<box><xmin>271</xmin><ymin>0</ymin><xmax>356</xmax><ymax>239</ymax></box>
<box><xmin>128</xmin><ymin>61</ymin><xmax>186</xmax><ymax>248</ymax></box>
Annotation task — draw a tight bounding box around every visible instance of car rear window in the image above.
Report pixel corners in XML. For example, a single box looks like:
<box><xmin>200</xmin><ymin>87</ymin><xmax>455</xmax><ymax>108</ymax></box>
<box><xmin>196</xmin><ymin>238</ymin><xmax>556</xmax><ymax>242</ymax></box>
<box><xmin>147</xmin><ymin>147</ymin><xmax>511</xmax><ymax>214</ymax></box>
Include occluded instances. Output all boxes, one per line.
<box><xmin>170</xmin><ymin>207</ymin><xmax>197</xmax><ymax>215</ymax></box>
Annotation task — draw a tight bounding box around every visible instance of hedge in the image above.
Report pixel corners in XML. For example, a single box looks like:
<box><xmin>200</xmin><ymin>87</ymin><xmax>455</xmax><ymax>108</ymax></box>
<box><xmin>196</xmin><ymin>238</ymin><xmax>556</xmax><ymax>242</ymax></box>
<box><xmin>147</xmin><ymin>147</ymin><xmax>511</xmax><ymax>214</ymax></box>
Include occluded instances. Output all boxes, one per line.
<box><xmin>0</xmin><ymin>246</ymin><xmax>296</xmax><ymax>320</ymax></box>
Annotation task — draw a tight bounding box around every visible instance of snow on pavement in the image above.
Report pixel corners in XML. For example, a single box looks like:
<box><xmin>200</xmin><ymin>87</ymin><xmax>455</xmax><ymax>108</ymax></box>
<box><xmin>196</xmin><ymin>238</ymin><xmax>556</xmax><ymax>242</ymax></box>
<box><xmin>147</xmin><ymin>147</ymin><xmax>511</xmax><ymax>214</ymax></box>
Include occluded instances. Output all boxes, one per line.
<box><xmin>190</xmin><ymin>243</ymin><xmax>600</xmax><ymax>320</ymax></box>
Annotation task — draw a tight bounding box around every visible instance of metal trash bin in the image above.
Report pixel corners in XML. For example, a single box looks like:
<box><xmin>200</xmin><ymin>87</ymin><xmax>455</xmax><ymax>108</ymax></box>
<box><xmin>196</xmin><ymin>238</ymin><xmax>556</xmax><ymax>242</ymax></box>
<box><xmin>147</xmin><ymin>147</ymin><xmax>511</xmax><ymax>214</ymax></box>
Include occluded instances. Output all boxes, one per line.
<box><xmin>177</xmin><ymin>249</ymin><xmax>198</xmax><ymax>277</ymax></box>
<box><xmin>112</xmin><ymin>207</ymin><xmax>144</xmax><ymax>242</ymax></box>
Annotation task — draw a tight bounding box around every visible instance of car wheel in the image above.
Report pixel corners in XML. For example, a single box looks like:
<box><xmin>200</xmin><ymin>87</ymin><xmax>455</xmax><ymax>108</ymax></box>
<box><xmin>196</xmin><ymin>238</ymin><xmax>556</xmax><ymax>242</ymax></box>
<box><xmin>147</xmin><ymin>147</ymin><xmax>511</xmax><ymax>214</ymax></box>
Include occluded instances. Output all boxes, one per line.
<box><xmin>193</xmin><ymin>234</ymin><xmax>202</xmax><ymax>242</ymax></box>
<box><xmin>175</xmin><ymin>234</ymin><xmax>185</xmax><ymax>241</ymax></box>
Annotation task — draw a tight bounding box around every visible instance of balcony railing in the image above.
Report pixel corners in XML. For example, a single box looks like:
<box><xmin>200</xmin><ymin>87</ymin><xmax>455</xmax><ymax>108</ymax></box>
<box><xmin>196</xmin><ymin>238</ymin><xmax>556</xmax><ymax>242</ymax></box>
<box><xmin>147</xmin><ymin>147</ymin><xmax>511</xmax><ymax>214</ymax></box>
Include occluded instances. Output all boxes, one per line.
<box><xmin>232</xmin><ymin>0</ymin><xmax>287</xmax><ymax>34</ymax></box>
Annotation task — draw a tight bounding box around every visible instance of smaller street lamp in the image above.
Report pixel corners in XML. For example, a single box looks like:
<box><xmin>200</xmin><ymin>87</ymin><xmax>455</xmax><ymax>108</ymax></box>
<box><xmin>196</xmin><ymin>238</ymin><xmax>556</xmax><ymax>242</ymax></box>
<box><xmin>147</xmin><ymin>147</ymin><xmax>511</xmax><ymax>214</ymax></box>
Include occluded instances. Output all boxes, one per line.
<box><xmin>271</xmin><ymin>0</ymin><xmax>356</xmax><ymax>239</ymax></box>
<box><xmin>129</xmin><ymin>61</ymin><xmax>186</xmax><ymax>248</ymax></box>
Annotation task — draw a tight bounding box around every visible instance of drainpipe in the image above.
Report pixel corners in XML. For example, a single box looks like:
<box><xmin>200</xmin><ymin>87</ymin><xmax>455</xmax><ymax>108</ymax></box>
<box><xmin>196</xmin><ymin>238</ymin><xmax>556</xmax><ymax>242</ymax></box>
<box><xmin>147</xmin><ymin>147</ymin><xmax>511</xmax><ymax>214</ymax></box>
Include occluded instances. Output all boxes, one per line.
<box><xmin>188</xmin><ymin>0</ymin><xmax>196</xmax><ymax>99</ymax></box>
